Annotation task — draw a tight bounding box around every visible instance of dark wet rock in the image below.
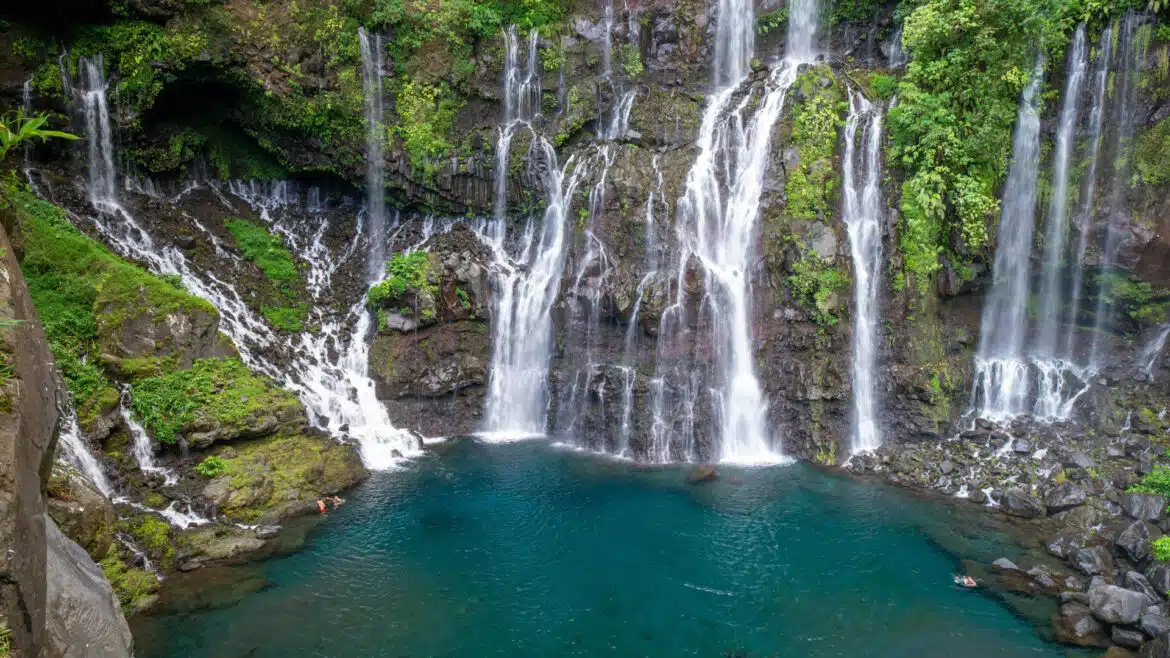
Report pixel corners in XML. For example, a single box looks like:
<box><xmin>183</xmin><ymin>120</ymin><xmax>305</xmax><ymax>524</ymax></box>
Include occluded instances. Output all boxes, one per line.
<box><xmin>1053</xmin><ymin>504</ymin><xmax>1109</xmax><ymax>530</ymax></box>
<box><xmin>1141</xmin><ymin>635</ymin><xmax>1170</xmax><ymax>658</ymax></box>
<box><xmin>1053</xmin><ymin>601</ymin><xmax>1108</xmax><ymax>647</ymax></box>
<box><xmin>1090</xmin><ymin>584</ymin><xmax>1148</xmax><ymax>624</ymax></box>
<box><xmin>1148</xmin><ymin>564</ymin><xmax>1170</xmax><ymax>594</ymax></box>
<box><xmin>46</xmin><ymin>462</ymin><xmax>116</xmax><ymax>560</ymax></box>
<box><xmin>1126</xmin><ymin>571</ymin><xmax>1162</xmax><ymax>606</ymax></box>
<box><xmin>1044</xmin><ymin>483</ymin><xmax>1087</xmax><ymax>514</ymax></box>
<box><xmin>1003</xmin><ymin>488</ymin><xmax>1046</xmax><ymax>518</ymax></box>
<box><xmin>1143</xmin><ymin>613</ymin><xmax>1170</xmax><ymax>637</ymax></box>
<box><xmin>1067</xmin><ymin>452</ymin><xmax>1096</xmax><ymax>469</ymax></box>
<box><xmin>1048</xmin><ymin>532</ymin><xmax>1088</xmax><ymax>559</ymax></box>
<box><xmin>1073</xmin><ymin>545</ymin><xmax>1114</xmax><ymax>576</ymax></box>
<box><xmin>45</xmin><ymin>518</ymin><xmax>134</xmax><ymax>657</ymax></box>
<box><xmin>256</xmin><ymin>525</ymin><xmax>281</xmax><ymax>539</ymax></box>
<box><xmin>1028</xmin><ymin>565</ymin><xmax>1058</xmax><ymax>590</ymax></box>
<box><xmin>1117</xmin><ymin>521</ymin><xmax>1159</xmax><ymax>564</ymax></box>
<box><xmin>992</xmin><ymin>557</ymin><xmax>1019</xmax><ymax>571</ymax></box>
<box><xmin>1114</xmin><ymin>627</ymin><xmax>1146</xmax><ymax>649</ymax></box>
<box><xmin>1121</xmin><ymin>493</ymin><xmax>1168</xmax><ymax>522</ymax></box>
<box><xmin>687</xmin><ymin>466</ymin><xmax>717</xmax><ymax>484</ymax></box>
<box><xmin>1012</xmin><ymin>438</ymin><xmax>1031</xmax><ymax>453</ymax></box>
<box><xmin>939</xmin><ymin>459</ymin><xmax>955</xmax><ymax>475</ymax></box>
<box><xmin>1062</xmin><ymin>591</ymin><xmax>1090</xmax><ymax>604</ymax></box>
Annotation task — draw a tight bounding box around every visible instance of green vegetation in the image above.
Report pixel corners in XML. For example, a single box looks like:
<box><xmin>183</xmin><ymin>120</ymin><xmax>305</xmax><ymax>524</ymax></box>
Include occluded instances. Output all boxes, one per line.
<box><xmin>1128</xmin><ymin>464</ymin><xmax>1170</xmax><ymax>498</ymax></box>
<box><xmin>756</xmin><ymin>8</ymin><xmax>788</xmax><ymax>35</ymax></box>
<box><xmin>224</xmin><ymin>218</ymin><xmax>306</xmax><ymax>331</ymax></box>
<box><xmin>1155</xmin><ymin>535</ymin><xmax>1170</xmax><ymax>562</ymax></box>
<box><xmin>1098</xmin><ymin>273</ymin><xmax>1169</xmax><ymax>326</ymax></box>
<box><xmin>787</xmin><ymin>251</ymin><xmax>847</xmax><ymax>326</ymax></box>
<box><xmin>889</xmin><ymin>0</ymin><xmax>1064</xmax><ymax>294</ymax></box>
<box><xmin>196</xmin><ymin>455</ymin><xmax>228</xmax><ymax>478</ymax></box>
<box><xmin>869</xmin><ymin>73</ymin><xmax>898</xmax><ymax>100</ymax></box>
<box><xmin>1136</xmin><ymin>116</ymin><xmax>1170</xmax><ymax>186</ymax></box>
<box><xmin>786</xmin><ymin>65</ymin><xmax>846</xmax><ymax>220</ymax></box>
<box><xmin>0</xmin><ymin>109</ymin><xmax>77</xmax><ymax>160</ymax></box>
<box><xmin>100</xmin><ymin>554</ymin><xmax>159</xmax><ymax>612</ymax></box>
<box><xmin>129</xmin><ymin>357</ymin><xmax>300</xmax><ymax>444</ymax></box>
<box><xmin>368</xmin><ymin>251</ymin><xmax>436</xmax><ymax>307</ymax></box>
<box><xmin>394</xmin><ymin>81</ymin><xmax>462</xmax><ymax>176</ymax></box>
<box><xmin>830</xmin><ymin>0</ymin><xmax>879</xmax><ymax>24</ymax></box>
<box><xmin>619</xmin><ymin>44</ymin><xmax>643</xmax><ymax>77</ymax></box>
<box><xmin>4</xmin><ymin>179</ymin><xmax>212</xmax><ymax>428</ymax></box>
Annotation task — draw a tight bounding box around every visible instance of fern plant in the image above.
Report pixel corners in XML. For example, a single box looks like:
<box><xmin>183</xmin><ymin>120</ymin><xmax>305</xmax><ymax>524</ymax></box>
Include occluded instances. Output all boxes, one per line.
<box><xmin>0</xmin><ymin>110</ymin><xmax>77</xmax><ymax>161</ymax></box>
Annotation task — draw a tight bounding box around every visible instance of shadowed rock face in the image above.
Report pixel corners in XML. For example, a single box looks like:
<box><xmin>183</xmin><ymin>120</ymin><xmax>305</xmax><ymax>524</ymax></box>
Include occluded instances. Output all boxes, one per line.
<box><xmin>0</xmin><ymin>215</ymin><xmax>132</xmax><ymax>657</ymax></box>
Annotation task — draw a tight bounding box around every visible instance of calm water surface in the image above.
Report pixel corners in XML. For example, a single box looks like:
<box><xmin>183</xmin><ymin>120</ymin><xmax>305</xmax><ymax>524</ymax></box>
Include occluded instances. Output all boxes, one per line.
<box><xmin>135</xmin><ymin>439</ymin><xmax>1081</xmax><ymax>657</ymax></box>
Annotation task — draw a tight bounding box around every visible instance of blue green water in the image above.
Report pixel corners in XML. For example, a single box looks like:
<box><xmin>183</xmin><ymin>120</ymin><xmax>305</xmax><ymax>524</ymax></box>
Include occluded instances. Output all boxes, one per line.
<box><xmin>135</xmin><ymin>439</ymin><xmax>1077</xmax><ymax>657</ymax></box>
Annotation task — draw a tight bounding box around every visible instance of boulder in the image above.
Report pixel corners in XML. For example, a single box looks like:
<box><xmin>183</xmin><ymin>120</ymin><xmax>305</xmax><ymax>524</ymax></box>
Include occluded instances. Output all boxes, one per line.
<box><xmin>1012</xmin><ymin>438</ymin><xmax>1031</xmax><ymax>454</ymax></box>
<box><xmin>1027</xmin><ymin>565</ymin><xmax>1057</xmax><ymax>590</ymax></box>
<box><xmin>1114</xmin><ymin>627</ymin><xmax>1146</xmax><ymax>649</ymax></box>
<box><xmin>1044</xmin><ymin>483</ymin><xmax>1087</xmax><ymax>514</ymax></box>
<box><xmin>1144</xmin><ymin>613</ymin><xmax>1170</xmax><ymax>637</ymax></box>
<box><xmin>1141</xmin><ymin>635</ymin><xmax>1170</xmax><ymax>658</ymax></box>
<box><xmin>1126</xmin><ymin>571</ymin><xmax>1163</xmax><ymax>606</ymax></box>
<box><xmin>992</xmin><ymin>557</ymin><xmax>1019</xmax><ymax>571</ymax></box>
<box><xmin>44</xmin><ymin>517</ymin><xmax>134</xmax><ymax>657</ymax></box>
<box><xmin>1068</xmin><ymin>451</ymin><xmax>1096</xmax><ymax>469</ymax></box>
<box><xmin>1073</xmin><ymin>545</ymin><xmax>1114</xmax><ymax>577</ymax></box>
<box><xmin>46</xmin><ymin>463</ymin><xmax>116</xmax><ymax>560</ymax></box>
<box><xmin>687</xmin><ymin>466</ymin><xmax>718</xmax><ymax>484</ymax></box>
<box><xmin>939</xmin><ymin>460</ymin><xmax>955</xmax><ymax>475</ymax></box>
<box><xmin>1003</xmin><ymin>488</ymin><xmax>1046</xmax><ymax>518</ymax></box>
<box><xmin>1148</xmin><ymin>564</ymin><xmax>1170</xmax><ymax>594</ymax></box>
<box><xmin>1048</xmin><ymin>532</ymin><xmax>1088</xmax><ymax>559</ymax></box>
<box><xmin>1053</xmin><ymin>602</ymin><xmax>1107</xmax><ymax>647</ymax></box>
<box><xmin>1121</xmin><ymin>493</ymin><xmax>1167</xmax><ymax>522</ymax></box>
<box><xmin>1090</xmin><ymin>584</ymin><xmax>1148</xmax><ymax>624</ymax></box>
<box><xmin>1116</xmin><ymin>521</ymin><xmax>1159</xmax><ymax>563</ymax></box>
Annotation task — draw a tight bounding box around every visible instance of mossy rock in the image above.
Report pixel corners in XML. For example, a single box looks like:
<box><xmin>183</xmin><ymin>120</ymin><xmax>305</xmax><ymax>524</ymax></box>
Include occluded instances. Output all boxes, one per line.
<box><xmin>200</xmin><ymin>433</ymin><xmax>368</xmax><ymax>524</ymax></box>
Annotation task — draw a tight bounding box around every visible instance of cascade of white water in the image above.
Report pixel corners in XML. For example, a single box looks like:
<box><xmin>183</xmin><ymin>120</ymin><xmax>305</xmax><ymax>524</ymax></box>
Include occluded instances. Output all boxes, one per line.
<box><xmin>842</xmin><ymin>89</ymin><xmax>885</xmax><ymax>454</ymax></box>
<box><xmin>601</xmin><ymin>89</ymin><xmax>637</xmax><ymax>141</ymax></box>
<box><xmin>120</xmin><ymin>392</ymin><xmax>178</xmax><ymax>486</ymax></box>
<box><xmin>1067</xmin><ymin>26</ymin><xmax>1113</xmax><ymax>360</ymax></box>
<box><xmin>494</xmin><ymin>27</ymin><xmax>541</xmax><ymax>227</ymax></box>
<box><xmin>1142</xmin><ymin>324</ymin><xmax>1170</xmax><ymax>379</ymax></box>
<box><xmin>79</xmin><ymin>55</ymin><xmax>119</xmax><ymax>208</ymax></box>
<box><xmin>1031</xmin><ymin>26</ymin><xmax>1091</xmax><ymax>421</ymax></box>
<box><xmin>68</xmin><ymin>61</ymin><xmax>419</xmax><ymax>470</ymax></box>
<box><xmin>971</xmin><ymin>60</ymin><xmax>1044</xmax><ymax>421</ymax></box>
<box><xmin>1092</xmin><ymin>12</ymin><xmax>1146</xmax><ymax>367</ymax></box>
<box><xmin>482</xmin><ymin>138</ymin><xmax>590</xmax><ymax>437</ymax></box>
<box><xmin>56</xmin><ymin>409</ymin><xmax>114</xmax><ymax>497</ymax></box>
<box><xmin>714</xmin><ymin>0</ymin><xmax>755</xmax><ymax>87</ymax></box>
<box><xmin>602</xmin><ymin>0</ymin><xmax>614</xmax><ymax>78</ymax></box>
<box><xmin>887</xmin><ymin>26</ymin><xmax>907</xmax><ymax>68</ymax></box>
<box><xmin>358</xmin><ymin>28</ymin><xmax>388</xmax><ymax>277</ymax></box>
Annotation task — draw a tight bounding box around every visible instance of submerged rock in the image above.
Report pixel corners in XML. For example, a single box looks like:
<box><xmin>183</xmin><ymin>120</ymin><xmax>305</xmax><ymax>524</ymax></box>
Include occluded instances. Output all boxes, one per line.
<box><xmin>687</xmin><ymin>466</ymin><xmax>718</xmax><ymax>484</ymax></box>
<box><xmin>1113</xmin><ymin>626</ymin><xmax>1145</xmax><ymax>649</ymax></box>
<box><xmin>1053</xmin><ymin>601</ymin><xmax>1107</xmax><ymax>647</ymax></box>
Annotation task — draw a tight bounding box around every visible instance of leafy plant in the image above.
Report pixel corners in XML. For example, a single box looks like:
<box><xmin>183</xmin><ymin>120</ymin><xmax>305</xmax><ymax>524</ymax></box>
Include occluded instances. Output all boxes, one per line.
<box><xmin>756</xmin><ymin>8</ymin><xmax>789</xmax><ymax>35</ymax></box>
<box><xmin>619</xmin><ymin>44</ymin><xmax>643</xmax><ymax>77</ymax></box>
<box><xmin>195</xmin><ymin>455</ymin><xmax>228</xmax><ymax>478</ymax></box>
<box><xmin>1129</xmin><ymin>465</ymin><xmax>1170</xmax><ymax>499</ymax></box>
<box><xmin>368</xmin><ymin>251</ymin><xmax>434</xmax><ymax>307</ymax></box>
<box><xmin>224</xmin><ymin>219</ymin><xmax>298</xmax><ymax>283</ymax></box>
<box><xmin>0</xmin><ymin>110</ymin><xmax>77</xmax><ymax>161</ymax></box>
<box><xmin>1155</xmin><ymin>535</ymin><xmax>1170</xmax><ymax>561</ymax></box>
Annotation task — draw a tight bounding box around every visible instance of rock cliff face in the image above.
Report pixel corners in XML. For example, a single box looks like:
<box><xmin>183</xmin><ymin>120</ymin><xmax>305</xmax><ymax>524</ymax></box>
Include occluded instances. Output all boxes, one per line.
<box><xmin>0</xmin><ymin>215</ymin><xmax>132</xmax><ymax>657</ymax></box>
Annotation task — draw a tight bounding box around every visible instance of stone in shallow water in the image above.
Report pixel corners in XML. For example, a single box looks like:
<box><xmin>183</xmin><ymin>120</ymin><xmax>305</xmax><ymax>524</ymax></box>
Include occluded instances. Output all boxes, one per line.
<box><xmin>1053</xmin><ymin>601</ymin><xmax>1107</xmax><ymax>647</ymax></box>
<box><xmin>1044</xmin><ymin>483</ymin><xmax>1087</xmax><ymax>514</ymax></box>
<box><xmin>1027</xmin><ymin>566</ymin><xmax>1057</xmax><ymax>590</ymax></box>
<box><xmin>687</xmin><ymin>466</ymin><xmax>717</xmax><ymax>484</ymax></box>
<box><xmin>992</xmin><ymin>557</ymin><xmax>1019</xmax><ymax>571</ymax></box>
<box><xmin>1090</xmin><ymin>584</ymin><xmax>1147</xmax><ymax>625</ymax></box>
<box><xmin>1113</xmin><ymin>626</ymin><xmax>1145</xmax><ymax>649</ymax></box>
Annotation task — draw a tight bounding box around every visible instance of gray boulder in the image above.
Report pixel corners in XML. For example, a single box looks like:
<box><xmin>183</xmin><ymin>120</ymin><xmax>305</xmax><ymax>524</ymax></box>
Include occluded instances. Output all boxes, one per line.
<box><xmin>1027</xmin><ymin>566</ymin><xmax>1057</xmax><ymax>590</ymax></box>
<box><xmin>1004</xmin><ymin>488</ymin><xmax>1046</xmax><ymax>518</ymax></box>
<box><xmin>1073</xmin><ymin>545</ymin><xmax>1114</xmax><ymax>576</ymax></box>
<box><xmin>1113</xmin><ymin>626</ymin><xmax>1145</xmax><ymax>649</ymax></box>
<box><xmin>1142</xmin><ymin>634</ymin><xmax>1170</xmax><ymax>658</ymax></box>
<box><xmin>992</xmin><ymin>558</ymin><xmax>1019</xmax><ymax>571</ymax></box>
<box><xmin>1121</xmin><ymin>493</ymin><xmax>1167</xmax><ymax>522</ymax></box>
<box><xmin>1090</xmin><ymin>583</ymin><xmax>1147</xmax><ymax>624</ymax></box>
<box><xmin>1116</xmin><ymin>520</ymin><xmax>1158</xmax><ymax>563</ymax></box>
<box><xmin>45</xmin><ymin>518</ymin><xmax>134</xmax><ymax>657</ymax></box>
<box><xmin>1052</xmin><ymin>602</ymin><xmax>1107</xmax><ymax>647</ymax></box>
<box><xmin>1012</xmin><ymin>438</ymin><xmax>1031</xmax><ymax>453</ymax></box>
<box><xmin>1148</xmin><ymin>564</ymin><xmax>1170</xmax><ymax>594</ymax></box>
<box><xmin>1043</xmin><ymin>483</ymin><xmax>1087</xmax><ymax>514</ymax></box>
<box><xmin>1067</xmin><ymin>451</ymin><xmax>1096</xmax><ymax>469</ymax></box>
<box><xmin>1126</xmin><ymin>570</ymin><xmax>1163</xmax><ymax>606</ymax></box>
<box><xmin>1143</xmin><ymin>613</ymin><xmax>1170</xmax><ymax>637</ymax></box>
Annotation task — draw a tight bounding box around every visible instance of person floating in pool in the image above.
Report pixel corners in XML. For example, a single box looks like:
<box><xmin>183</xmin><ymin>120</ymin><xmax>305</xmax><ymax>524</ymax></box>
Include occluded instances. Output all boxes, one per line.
<box><xmin>317</xmin><ymin>499</ymin><xmax>327</xmax><ymax>514</ymax></box>
<box><xmin>954</xmin><ymin>574</ymin><xmax>977</xmax><ymax>588</ymax></box>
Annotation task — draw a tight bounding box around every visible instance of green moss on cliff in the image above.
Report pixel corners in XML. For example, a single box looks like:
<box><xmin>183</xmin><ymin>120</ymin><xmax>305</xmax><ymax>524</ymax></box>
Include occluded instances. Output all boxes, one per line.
<box><xmin>128</xmin><ymin>357</ymin><xmax>300</xmax><ymax>444</ymax></box>
<box><xmin>787</xmin><ymin>249</ymin><xmax>847</xmax><ymax>326</ymax></box>
<box><xmin>100</xmin><ymin>553</ymin><xmax>159</xmax><ymax>614</ymax></box>
<box><xmin>224</xmin><ymin>218</ymin><xmax>306</xmax><ymax>331</ymax></box>
<box><xmin>3</xmin><ymin>179</ymin><xmax>212</xmax><ymax>427</ymax></box>
<box><xmin>786</xmin><ymin>65</ymin><xmax>845</xmax><ymax>221</ymax></box>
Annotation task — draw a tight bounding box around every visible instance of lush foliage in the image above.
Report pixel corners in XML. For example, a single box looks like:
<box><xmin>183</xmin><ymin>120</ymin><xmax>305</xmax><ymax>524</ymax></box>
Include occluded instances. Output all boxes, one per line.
<box><xmin>128</xmin><ymin>357</ymin><xmax>299</xmax><ymax>444</ymax></box>
<box><xmin>225</xmin><ymin>218</ymin><xmax>305</xmax><ymax>330</ymax></box>
<box><xmin>1129</xmin><ymin>465</ymin><xmax>1170</xmax><ymax>498</ymax></box>
<box><xmin>786</xmin><ymin>65</ymin><xmax>846</xmax><ymax>220</ymax></box>
<box><xmin>757</xmin><ymin>8</ymin><xmax>789</xmax><ymax>35</ymax></box>
<box><xmin>788</xmin><ymin>251</ymin><xmax>848</xmax><ymax>326</ymax></box>
<box><xmin>0</xmin><ymin>110</ymin><xmax>77</xmax><ymax>161</ymax></box>
<box><xmin>1135</xmin><ymin>116</ymin><xmax>1170</xmax><ymax>186</ymax></box>
<box><xmin>1098</xmin><ymin>273</ymin><xmax>1169</xmax><ymax>326</ymax></box>
<box><xmin>1155</xmin><ymin>535</ymin><xmax>1170</xmax><ymax>562</ymax></box>
<box><xmin>368</xmin><ymin>251</ymin><xmax>435</xmax><ymax>307</ymax></box>
<box><xmin>394</xmin><ymin>81</ymin><xmax>462</xmax><ymax>176</ymax></box>
<box><xmin>889</xmin><ymin>0</ymin><xmax>1063</xmax><ymax>294</ymax></box>
<box><xmin>195</xmin><ymin>455</ymin><xmax>228</xmax><ymax>478</ymax></box>
<box><xmin>5</xmin><ymin>179</ymin><xmax>210</xmax><ymax>426</ymax></box>
<box><xmin>100</xmin><ymin>553</ymin><xmax>159</xmax><ymax>612</ymax></box>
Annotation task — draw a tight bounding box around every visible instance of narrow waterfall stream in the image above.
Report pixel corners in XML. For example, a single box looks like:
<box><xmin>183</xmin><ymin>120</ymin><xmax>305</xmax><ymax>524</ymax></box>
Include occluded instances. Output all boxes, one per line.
<box><xmin>358</xmin><ymin>28</ymin><xmax>387</xmax><ymax>277</ymax></box>
<box><xmin>971</xmin><ymin>60</ymin><xmax>1044</xmax><ymax>421</ymax></box>
<box><xmin>842</xmin><ymin>89</ymin><xmax>885</xmax><ymax>454</ymax></box>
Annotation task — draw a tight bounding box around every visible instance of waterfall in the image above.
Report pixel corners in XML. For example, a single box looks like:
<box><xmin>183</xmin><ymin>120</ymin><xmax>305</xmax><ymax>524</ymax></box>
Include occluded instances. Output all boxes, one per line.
<box><xmin>358</xmin><ymin>28</ymin><xmax>387</xmax><ymax>277</ymax></box>
<box><xmin>786</xmin><ymin>0</ymin><xmax>820</xmax><ymax>62</ymax></box>
<box><xmin>971</xmin><ymin>60</ymin><xmax>1044</xmax><ymax>421</ymax></box>
<box><xmin>1091</xmin><ymin>12</ymin><xmax>1146</xmax><ymax>366</ymax></box>
<box><xmin>78</xmin><ymin>55</ymin><xmax>118</xmax><ymax>208</ymax></box>
<box><xmin>66</xmin><ymin>57</ymin><xmax>419</xmax><ymax>469</ymax></box>
<box><xmin>481</xmin><ymin>140</ymin><xmax>590</xmax><ymax>437</ymax></box>
<box><xmin>714</xmin><ymin>0</ymin><xmax>754</xmax><ymax>87</ymax></box>
<box><xmin>120</xmin><ymin>391</ymin><xmax>178</xmax><ymax>486</ymax></box>
<box><xmin>888</xmin><ymin>26</ymin><xmax>907</xmax><ymax>68</ymax></box>
<box><xmin>57</xmin><ymin>410</ymin><xmax>114</xmax><ymax>497</ymax></box>
<box><xmin>601</xmin><ymin>89</ymin><xmax>637</xmax><ymax>141</ymax></box>
<box><xmin>601</xmin><ymin>0</ymin><xmax>614</xmax><ymax>78</ymax></box>
<box><xmin>1142</xmin><ymin>325</ymin><xmax>1170</xmax><ymax>379</ymax></box>
<box><xmin>494</xmin><ymin>27</ymin><xmax>541</xmax><ymax>225</ymax></box>
<box><xmin>1067</xmin><ymin>25</ymin><xmax>1113</xmax><ymax>360</ymax></box>
<box><xmin>842</xmin><ymin>89</ymin><xmax>885</xmax><ymax>454</ymax></box>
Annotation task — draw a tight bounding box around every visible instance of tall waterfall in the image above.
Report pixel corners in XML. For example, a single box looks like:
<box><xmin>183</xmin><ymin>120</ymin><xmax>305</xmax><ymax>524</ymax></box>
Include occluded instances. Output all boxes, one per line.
<box><xmin>494</xmin><ymin>28</ymin><xmax>540</xmax><ymax>224</ymax></box>
<box><xmin>482</xmin><ymin>142</ymin><xmax>589</xmax><ymax>437</ymax></box>
<box><xmin>1091</xmin><ymin>12</ymin><xmax>1146</xmax><ymax>366</ymax></box>
<box><xmin>57</xmin><ymin>410</ymin><xmax>114</xmax><ymax>497</ymax></box>
<box><xmin>971</xmin><ymin>60</ymin><xmax>1044</xmax><ymax>421</ymax></box>
<box><xmin>842</xmin><ymin>89</ymin><xmax>885</xmax><ymax>454</ymax></box>
<box><xmin>358</xmin><ymin>28</ymin><xmax>387</xmax><ymax>277</ymax></box>
<box><xmin>68</xmin><ymin>55</ymin><xmax>418</xmax><ymax>469</ymax></box>
<box><xmin>79</xmin><ymin>55</ymin><xmax>118</xmax><ymax>208</ymax></box>
<box><xmin>664</xmin><ymin>0</ymin><xmax>818</xmax><ymax>463</ymax></box>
